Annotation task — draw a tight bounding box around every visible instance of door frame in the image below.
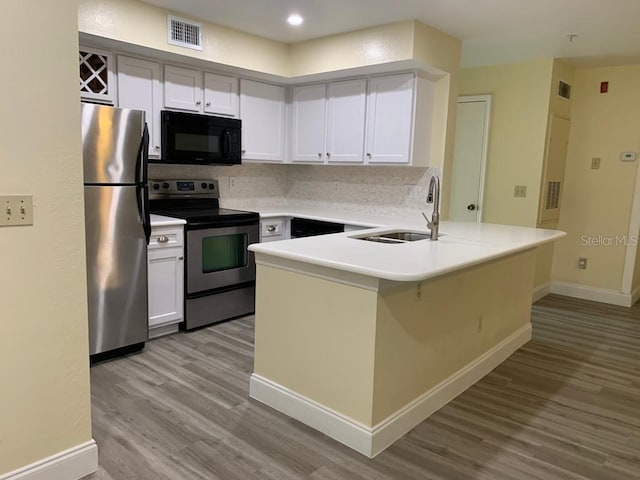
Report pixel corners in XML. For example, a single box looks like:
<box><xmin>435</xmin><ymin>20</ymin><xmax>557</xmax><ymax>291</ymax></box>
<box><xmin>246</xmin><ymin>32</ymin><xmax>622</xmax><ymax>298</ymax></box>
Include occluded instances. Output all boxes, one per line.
<box><xmin>455</xmin><ymin>94</ymin><xmax>491</xmax><ymax>223</ymax></box>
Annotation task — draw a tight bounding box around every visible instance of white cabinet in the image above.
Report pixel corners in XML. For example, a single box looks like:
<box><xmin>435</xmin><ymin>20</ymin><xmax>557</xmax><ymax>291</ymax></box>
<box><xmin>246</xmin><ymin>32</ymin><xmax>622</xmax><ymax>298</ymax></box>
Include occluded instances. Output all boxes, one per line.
<box><xmin>79</xmin><ymin>46</ymin><xmax>116</xmax><ymax>104</ymax></box>
<box><xmin>117</xmin><ymin>55</ymin><xmax>163</xmax><ymax>158</ymax></box>
<box><xmin>365</xmin><ymin>74</ymin><xmax>414</xmax><ymax>164</ymax></box>
<box><xmin>148</xmin><ymin>224</ymin><xmax>184</xmax><ymax>338</ymax></box>
<box><xmin>203</xmin><ymin>73</ymin><xmax>238</xmax><ymax>117</ymax></box>
<box><xmin>164</xmin><ymin>65</ymin><xmax>203</xmax><ymax>112</ymax></box>
<box><xmin>164</xmin><ymin>65</ymin><xmax>239</xmax><ymax>117</ymax></box>
<box><xmin>326</xmin><ymin>79</ymin><xmax>366</xmax><ymax>163</ymax></box>
<box><xmin>291</xmin><ymin>84</ymin><xmax>326</xmax><ymax>163</ymax></box>
<box><xmin>290</xmin><ymin>79</ymin><xmax>371</xmax><ymax>164</ymax></box>
<box><xmin>240</xmin><ymin>79</ymin><xmax>286</xmax><ymax>162</ymax></box>
<box><xmin>260</xmin><ymin>217</ymin><xmax>291</xmax><ymax>242</ymax></box>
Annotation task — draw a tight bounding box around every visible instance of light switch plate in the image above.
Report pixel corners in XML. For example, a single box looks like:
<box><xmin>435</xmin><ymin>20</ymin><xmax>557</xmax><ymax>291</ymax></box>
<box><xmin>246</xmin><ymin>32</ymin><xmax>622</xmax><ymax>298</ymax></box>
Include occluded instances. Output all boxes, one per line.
<box><xmin>591</xmin><ymin>157</ymin><xmax>601</xmax><ymax>169</ymax></box>
<box><xmin>514</xmin><ymin>185</ymin><xmax>527</xmax><ymax>198</ymax></box>
<box><xmin>1</xmin><ymin>195</ymin><xmax>33</xmax><ymax>226</ymax></box>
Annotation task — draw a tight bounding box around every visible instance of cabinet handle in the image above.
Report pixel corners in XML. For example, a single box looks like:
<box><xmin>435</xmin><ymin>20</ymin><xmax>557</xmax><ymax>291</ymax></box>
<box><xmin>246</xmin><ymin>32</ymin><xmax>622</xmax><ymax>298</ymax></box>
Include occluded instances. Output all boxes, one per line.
<box><xmin>326</xmin><ymin>152</ymin><xmax>331</xmax><ymax>158</ymax></box>
<box><xmin>178</xmin><ymin>256</ymin><xmax>184</xmax><ymax>261</ymax></box>
<box><xmin>195</xmin><ymin>101</ymin><xmax>202</xmax><ymax>106</ymax></box>
<box><xmin>241</xmin><ymin>150</ymin><xmax>246</xmax><ymax>155</ymax></box>
<box><xmin>267</xmin><ymin>225</ymin><xmax>276</xmax><ymax>232</ymax></box>
<box><xmin>206</xmin><ymin>102</ymin><xmax>211</xmax><ymax>107</ymax></box>
<box><xmin>318</xmin><ymin>153</ymin><xmax>322</xmax><ymax>158</ymax></box>
<box><xmin>157</xmin><ymin>235</ymin><xmax>169</xmax><ymax>243</ymax></box>
<box><xmin>366</xmin><ymin>153</ymin><xmax>372</xmax><ymax>158</ymax></box>
<box><xmin>154</xmin><ymin>145</ymin><xmax>160</xmax><ymax>150</ymax></box>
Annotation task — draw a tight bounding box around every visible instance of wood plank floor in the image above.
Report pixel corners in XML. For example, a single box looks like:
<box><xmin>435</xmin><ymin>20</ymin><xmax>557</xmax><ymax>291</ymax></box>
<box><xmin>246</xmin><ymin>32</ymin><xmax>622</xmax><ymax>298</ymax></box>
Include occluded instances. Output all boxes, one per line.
<box><xmin>86</xmin><ymin>294</ymin><xmax>640</xmax><ymax>480</ymax></box>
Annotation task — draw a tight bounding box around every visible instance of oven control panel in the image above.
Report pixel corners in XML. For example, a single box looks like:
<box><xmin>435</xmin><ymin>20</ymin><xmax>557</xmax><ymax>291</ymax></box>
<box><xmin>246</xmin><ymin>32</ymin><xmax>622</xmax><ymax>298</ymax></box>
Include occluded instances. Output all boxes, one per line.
<box><xmin>149</xmin><ymin>179</ymin><xmax>219</xmax><ymax>198</ymax></box>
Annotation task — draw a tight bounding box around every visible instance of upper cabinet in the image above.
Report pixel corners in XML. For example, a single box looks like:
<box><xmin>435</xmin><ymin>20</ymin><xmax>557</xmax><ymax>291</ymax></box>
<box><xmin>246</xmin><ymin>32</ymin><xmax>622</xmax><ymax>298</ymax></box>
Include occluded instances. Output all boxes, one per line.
<box><xmin>79</xmin><ymin>46</ymin><xmax>116</xmax><ymax>104</ymax></box>
<box><xmin>291</xmin><ymin>80</ymin><xmax>366</xmax><ymax>164</ymax></box>
<box><xmin>291</xmin><ymin>84</ymin><xmax>327</xmax><ymax>163</ymax></box>
<box><xmin>240</xmin><ymin>79</ymin><xmax>286</xmax><ymax>162</ymax></box>
<box><xmin>203</xmin><ymin>73</ymin><xmax>238</xmax><ymax>117</ymax></box>
<box><xmin>117</xmin><ymin>55</ymin><xmax>162</xmax><ymax>158</ymax></box>
<box><xmin>325</xmin><ymin>79</ymin><xmax>367</xmax><ymax>164</ymax></box>
<box><xmin>365</xmin><ymin>74</ymin><xmax>414</xmax><ymax>164</ymax></box>
<box><xmin>164</xmin><ymin>65</ymin><xmax>238</xmax><ymax>117</ymax></box>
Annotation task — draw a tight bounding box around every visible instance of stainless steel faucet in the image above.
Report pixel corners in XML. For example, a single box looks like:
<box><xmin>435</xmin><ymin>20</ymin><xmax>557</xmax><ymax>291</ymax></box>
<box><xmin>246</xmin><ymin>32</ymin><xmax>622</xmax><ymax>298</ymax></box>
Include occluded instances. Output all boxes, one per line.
<box><xmin>422</xmin><ymin>176</ymin><xmax>440</xmax><ymax>240</ymax></box>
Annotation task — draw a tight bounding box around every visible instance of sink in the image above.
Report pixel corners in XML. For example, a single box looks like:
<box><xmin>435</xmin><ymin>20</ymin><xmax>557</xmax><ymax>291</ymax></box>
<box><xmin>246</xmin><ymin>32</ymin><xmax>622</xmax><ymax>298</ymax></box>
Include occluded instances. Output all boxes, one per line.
<box><xmin>351</xmin><ymin>230</ymin><xmax>445</xmax><ymax>244</ymax></box>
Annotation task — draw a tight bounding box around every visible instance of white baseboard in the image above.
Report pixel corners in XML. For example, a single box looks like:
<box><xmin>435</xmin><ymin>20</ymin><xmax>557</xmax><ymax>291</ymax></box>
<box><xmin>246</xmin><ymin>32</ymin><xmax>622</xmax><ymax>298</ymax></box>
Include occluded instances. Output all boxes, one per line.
<box><xmin>0</xmin><ymin>440</ymin><xmax>97</xmax><ymax>480</ymax></box>
<box><xmin>532</xmin><ymin>282</ymin><xmax>551</xmax><ymax>303</ymax></box>
<box><xmin>250</xmin><ymin>323</ymin><xmax>532</xmax><ymax>457</ymax></box>
<box><xmin>550</xmin><ymin>281</ymin><xmax>633</xmax><ymax>307</ymax></box>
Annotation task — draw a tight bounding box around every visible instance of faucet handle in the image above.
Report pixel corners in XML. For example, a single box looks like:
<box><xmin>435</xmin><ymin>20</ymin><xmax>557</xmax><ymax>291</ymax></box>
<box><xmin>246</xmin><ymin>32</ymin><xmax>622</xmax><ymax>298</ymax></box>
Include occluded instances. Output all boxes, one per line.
<box><xmin>421</xmin><ymin>211</ymin><xmax>430</xmax><ymax>223</ymax></box>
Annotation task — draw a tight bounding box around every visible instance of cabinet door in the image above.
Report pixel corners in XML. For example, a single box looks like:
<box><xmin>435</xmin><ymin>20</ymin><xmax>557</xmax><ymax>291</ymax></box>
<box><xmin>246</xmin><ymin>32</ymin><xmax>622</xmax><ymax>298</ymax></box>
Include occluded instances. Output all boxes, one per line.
<box><xmin>164</xmin><ymin>65</ymin><xmax>203</xmax><ymax>112</ymax></box>
<box><xmin>239</xmin><ymin>79</ymin><xmax>286</xmax><ymax>162</ymax></box>
<box><xmin>117</xmin><ymin>56</ymin><xmax>162</xmax><ymax>158</ymax></box>
<box><xmin>204</xmin><ymin>73</ymin><xmax>238</xmax><ymax>117</ymax></box>
<box><xmin>291</xmin><ymin>84</ymin><xmax>327</xmax><ymax>163</ymax></box>
<box><xmin>148</xmin><ymin>247</ymin><xmax>184</xmax><ymax>328</ymax></box>
<box><xmin>365</xmin><ymin>74</ymin><xmax>414</xmax><ymax>164</ymax></box>
<box><xmin>326</xmin><ymin>79</ymin><xmax>366</xmax><ymax>164</ymax></box>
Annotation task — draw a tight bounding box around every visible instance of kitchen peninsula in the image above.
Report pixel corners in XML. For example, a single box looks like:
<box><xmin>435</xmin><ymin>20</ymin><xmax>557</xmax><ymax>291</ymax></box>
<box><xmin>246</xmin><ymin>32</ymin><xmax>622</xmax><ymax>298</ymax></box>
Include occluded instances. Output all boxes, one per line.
<box><xmin>248</xmin><ymin>220</ymin><xmax>564</xmax><ymax>457</ymax></box>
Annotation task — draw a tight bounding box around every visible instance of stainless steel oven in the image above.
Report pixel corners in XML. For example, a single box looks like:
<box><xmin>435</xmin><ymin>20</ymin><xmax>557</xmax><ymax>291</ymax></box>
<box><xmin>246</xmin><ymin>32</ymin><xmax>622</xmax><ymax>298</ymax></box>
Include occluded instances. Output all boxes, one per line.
<box><xmin>149</xmin><ymin>179</ymin><xmax>259</xmax><ymax>330</ymax></box>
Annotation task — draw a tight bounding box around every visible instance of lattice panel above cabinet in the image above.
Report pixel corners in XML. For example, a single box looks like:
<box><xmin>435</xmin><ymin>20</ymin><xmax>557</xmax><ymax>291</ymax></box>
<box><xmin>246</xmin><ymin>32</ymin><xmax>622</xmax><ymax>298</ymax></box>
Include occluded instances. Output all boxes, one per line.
<box><xmin>79</xmin><ymin>48</ymin><xmax>115</xmax><ymax>104</ymax></box>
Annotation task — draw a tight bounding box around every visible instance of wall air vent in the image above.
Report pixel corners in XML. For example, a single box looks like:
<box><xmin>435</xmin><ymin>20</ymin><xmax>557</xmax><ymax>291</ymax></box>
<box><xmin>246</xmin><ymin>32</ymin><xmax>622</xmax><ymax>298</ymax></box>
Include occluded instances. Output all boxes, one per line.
<box><xmin>546</xmin><ymin>181</ymin><xmax>561</xmax><ymax>210</ymax></box>
<box><xmin>558</xmin><ymin>80</ymin><xmax>571</xmax><ymax>99</ymax></box>
<box><xmin>167</xmin><ymin>15</ymin><xmax>203</xmax><ymax>51</ymax></box>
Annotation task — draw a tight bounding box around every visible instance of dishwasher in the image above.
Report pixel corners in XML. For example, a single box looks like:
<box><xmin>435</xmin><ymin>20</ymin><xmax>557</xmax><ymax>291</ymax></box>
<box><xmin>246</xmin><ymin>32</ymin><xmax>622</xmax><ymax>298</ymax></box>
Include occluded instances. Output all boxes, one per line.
<box><xmin>290</xmin><ymin>217</ymin><xmax>345</xmax><ymax>238</ymax></box>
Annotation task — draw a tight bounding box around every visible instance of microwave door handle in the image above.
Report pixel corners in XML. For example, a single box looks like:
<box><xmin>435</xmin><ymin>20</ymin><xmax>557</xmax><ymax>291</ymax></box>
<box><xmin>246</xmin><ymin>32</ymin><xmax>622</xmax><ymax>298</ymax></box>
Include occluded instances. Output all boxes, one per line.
<box><xmin>222</xmin><ymin>129</ymin><xmax>231</xmax><ymax>159</ymax></box>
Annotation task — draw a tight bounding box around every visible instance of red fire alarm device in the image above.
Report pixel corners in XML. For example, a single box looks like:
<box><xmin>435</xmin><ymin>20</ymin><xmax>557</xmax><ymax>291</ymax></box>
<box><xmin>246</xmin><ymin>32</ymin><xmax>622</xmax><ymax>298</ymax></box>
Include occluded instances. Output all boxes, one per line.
<box><xmin>600</xmin><ymin>81</ymin><xmax>609</xmax><ymax>93</ymax></box>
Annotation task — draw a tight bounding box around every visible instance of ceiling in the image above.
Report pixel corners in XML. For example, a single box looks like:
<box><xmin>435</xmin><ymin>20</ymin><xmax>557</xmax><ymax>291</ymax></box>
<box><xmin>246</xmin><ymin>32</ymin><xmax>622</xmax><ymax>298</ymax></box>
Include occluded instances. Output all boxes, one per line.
<box><xmin>141</xmin><ymin>0</ymin><xmax>640</xmax><ymax>67</ymax></box>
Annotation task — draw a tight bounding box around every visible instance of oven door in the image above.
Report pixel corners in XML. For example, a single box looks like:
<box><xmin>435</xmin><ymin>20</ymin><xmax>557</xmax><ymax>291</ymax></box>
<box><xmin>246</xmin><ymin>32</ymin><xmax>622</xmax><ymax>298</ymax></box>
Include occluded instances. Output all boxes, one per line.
<box><xmin>186</xmin><ymin>224</ymin><xmax>258</xmax><ymax>294</ymax></box>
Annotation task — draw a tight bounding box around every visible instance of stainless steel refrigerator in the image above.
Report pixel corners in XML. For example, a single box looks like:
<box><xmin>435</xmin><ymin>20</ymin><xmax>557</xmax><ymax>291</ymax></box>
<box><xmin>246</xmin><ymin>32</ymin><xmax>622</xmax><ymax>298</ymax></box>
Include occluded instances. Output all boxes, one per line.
<box><xmin>81</xmin><ymin>103</ymin><xmax>150</xmax><ymax>357</ymax></box>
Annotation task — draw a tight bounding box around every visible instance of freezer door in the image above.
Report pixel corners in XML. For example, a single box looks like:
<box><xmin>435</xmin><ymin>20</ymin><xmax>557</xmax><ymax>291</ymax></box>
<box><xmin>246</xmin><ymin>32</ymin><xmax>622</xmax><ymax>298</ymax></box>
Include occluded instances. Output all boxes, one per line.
<box><xmin>85</xmin><ymin>185</ymin><xmax>149</xmax><ymax>355</ymax></box>
<box><xmin>82</xmin><ymin>103</ymin><xmax>146</xmax><ymax>185</ymax></box>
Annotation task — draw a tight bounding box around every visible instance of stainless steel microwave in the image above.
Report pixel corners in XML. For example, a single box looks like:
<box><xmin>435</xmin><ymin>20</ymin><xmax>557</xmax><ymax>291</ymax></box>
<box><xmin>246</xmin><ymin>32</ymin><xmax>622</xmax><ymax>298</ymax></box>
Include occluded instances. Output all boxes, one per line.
<box><xmin>157</xmin><ymin>110</ymin><xmax>241</xmax><ymax>165</ymax></box>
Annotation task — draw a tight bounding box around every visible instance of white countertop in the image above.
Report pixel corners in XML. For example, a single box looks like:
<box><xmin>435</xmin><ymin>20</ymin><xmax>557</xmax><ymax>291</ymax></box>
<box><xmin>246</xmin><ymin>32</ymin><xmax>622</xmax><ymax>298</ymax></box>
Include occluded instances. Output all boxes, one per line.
<box><xmin>150</xmin><ymin>214</ymin><xmax>186</xmax><ymax>227</ymax></box>
<box><xmin>247</xmin><ymin>207</ymin><xmax>565</xmax><ymax>282</ymax></box>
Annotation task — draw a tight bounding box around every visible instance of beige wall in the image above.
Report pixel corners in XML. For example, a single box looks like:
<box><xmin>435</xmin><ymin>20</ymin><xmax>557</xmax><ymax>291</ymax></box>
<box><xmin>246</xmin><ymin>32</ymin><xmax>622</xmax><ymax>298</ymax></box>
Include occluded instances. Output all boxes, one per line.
<box><xmin>459</xmin><ymin>59</ymin><xmax>554</xmax><ymax>228</ymax></box>
<box><xmin>0</xmin><ymin>1</ymin><xmax>93</xmax><ymax>475</ymax></box>
<box><xmin>552</xmin><ymin>65</ymin><xmax>640</xmax><ymax>292</ymax></box>
<box><xmin>78</xmin><ymin>0</ymin><xmax>291</xmax><ymax>76</ymax></box>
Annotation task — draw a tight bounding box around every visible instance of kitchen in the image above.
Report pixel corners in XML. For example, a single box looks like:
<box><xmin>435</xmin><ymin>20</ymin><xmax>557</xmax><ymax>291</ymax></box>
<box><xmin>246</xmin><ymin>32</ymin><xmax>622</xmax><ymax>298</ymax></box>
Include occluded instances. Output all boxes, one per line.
<box><xmin>2</xmin><ymin>1</ymin><xmax>640</xmax><ymax>480</ymax></box>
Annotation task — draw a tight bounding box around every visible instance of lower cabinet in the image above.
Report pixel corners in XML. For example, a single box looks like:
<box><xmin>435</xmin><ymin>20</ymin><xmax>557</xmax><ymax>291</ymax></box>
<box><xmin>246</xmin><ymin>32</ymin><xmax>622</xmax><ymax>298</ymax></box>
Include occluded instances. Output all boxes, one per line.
<box><xmin>148</xmin><ymin>225</ymin><xmax>184</xmax><ymax>338</ymax></box>
<box><xmin>260</xmin><ymin>217</ymin><xmax>290</xmax><ymax>242</ymax></box>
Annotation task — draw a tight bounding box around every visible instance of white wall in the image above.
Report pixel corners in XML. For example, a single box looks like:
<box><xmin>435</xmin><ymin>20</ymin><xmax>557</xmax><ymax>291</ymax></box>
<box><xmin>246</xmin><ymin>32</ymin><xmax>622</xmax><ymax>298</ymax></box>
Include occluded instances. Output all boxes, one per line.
<box><xmin>0</xmin><ymin>1</ymin><xmax>93</xmax><ymax>475</ymax></box>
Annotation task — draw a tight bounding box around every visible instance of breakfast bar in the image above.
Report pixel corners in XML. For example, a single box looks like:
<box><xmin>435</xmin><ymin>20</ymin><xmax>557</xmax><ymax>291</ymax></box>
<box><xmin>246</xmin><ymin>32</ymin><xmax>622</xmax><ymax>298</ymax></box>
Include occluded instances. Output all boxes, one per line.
<box><xmin>248</xmin><ymin>221</ymin><xmax>564</xmax><ymax>457</ymax></box>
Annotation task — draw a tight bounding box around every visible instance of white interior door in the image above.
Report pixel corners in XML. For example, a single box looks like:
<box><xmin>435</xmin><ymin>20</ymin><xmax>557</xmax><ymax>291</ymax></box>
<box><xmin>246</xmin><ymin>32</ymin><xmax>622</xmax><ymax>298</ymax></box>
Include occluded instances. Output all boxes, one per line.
<box><xmin>449</xmin><ymin>95</ymin><xmax>491</xmax><ymax>222</ymax></box>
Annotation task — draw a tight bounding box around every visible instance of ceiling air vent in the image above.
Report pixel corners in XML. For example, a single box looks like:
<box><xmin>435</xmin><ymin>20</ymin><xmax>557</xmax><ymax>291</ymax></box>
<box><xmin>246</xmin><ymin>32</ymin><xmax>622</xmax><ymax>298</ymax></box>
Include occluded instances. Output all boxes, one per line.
<box><xmin>167</xmin><ymin>15</ymin><xmax>203</xmax><ymax>51</ymax></box>
<box><xmin>558</xmin><ymin>80</ymin><xmax>571</xmax><ymax>99</ymax></box>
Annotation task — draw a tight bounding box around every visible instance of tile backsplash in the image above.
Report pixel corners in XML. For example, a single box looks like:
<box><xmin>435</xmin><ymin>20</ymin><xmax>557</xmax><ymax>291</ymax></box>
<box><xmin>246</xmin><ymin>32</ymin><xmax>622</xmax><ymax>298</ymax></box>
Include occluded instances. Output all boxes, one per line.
<box><xmin>149</xmin><ymin>163</ymin><xmax>441</xmax><ymax>217</ymax></box>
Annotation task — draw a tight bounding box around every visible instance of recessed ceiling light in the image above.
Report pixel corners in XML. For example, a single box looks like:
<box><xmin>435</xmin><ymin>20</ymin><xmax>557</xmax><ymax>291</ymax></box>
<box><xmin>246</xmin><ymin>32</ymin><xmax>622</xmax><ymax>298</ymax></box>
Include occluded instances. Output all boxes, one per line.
<box><xmin>287</xmin><ymin>14</ymin><xmax>304</xmax><ymax>26</ymax></box>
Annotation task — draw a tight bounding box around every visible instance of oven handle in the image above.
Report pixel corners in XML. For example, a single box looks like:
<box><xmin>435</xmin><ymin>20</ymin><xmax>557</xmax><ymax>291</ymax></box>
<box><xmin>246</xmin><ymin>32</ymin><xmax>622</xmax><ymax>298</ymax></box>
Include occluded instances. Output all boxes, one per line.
<box><xmin>186</xmin><ymin>218</ymin><xmax>259</xmax><ymax>229</ymax></box>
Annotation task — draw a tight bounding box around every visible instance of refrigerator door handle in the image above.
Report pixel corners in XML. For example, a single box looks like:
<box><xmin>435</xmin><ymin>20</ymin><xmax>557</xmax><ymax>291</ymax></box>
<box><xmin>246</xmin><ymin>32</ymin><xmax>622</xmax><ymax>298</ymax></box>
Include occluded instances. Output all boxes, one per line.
<box><xmin>136</xmin><ymin>123</ymin><xmax>149</xmax><ymax>185</ymax></box>
<box><xmin>138</xmin><ymin>185</ymin><xmax>151</xmax><ymax>245</ymax></box>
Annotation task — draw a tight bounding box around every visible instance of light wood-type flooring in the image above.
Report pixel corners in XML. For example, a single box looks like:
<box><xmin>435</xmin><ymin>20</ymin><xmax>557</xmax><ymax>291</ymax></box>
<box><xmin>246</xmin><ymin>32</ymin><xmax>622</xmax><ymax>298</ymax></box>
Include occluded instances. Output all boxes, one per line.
<box><xmin>87</xmin><ymin>294</ymin><xmax>640</xmax><ymax>479</ymax></box>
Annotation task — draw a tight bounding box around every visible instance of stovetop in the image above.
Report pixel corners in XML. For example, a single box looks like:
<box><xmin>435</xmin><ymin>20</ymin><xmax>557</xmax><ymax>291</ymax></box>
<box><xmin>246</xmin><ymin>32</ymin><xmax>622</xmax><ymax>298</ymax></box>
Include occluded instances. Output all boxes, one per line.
<box><xmin>148</xmin><ymin>178</ymin><xmax>259</xmax><ymax>226</ymax></box>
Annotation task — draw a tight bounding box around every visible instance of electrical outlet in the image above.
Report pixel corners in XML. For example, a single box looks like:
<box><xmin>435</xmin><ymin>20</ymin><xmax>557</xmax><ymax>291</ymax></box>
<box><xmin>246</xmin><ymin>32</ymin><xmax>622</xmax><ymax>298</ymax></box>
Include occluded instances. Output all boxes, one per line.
<box><xmin>514</xmin><ymin>185</ymin><xmax>527</xmax><ymax>198</ymax></box>
<box><xmin>229</xmin><ymin>177</ymin><xmax>237</xmax><ymax>190</ymax></box>
<box><xmin>591</xmin><ymin>157</ymin><xmax>601</xmax><ymax>169</ymax></box>
<box><xmin>1</xmin><ymin>195</ymin><xmax>33</xmax><ymax>226</ymax></box>
<box><xmin>405</xmin><ymin>184</ymin><xmax>418</xmax><ymax>199</ymax></box>
<box><xmin>578</xmin><ymin>257</ymin><xmax>587</xmax><ymax>269</ymax></box>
